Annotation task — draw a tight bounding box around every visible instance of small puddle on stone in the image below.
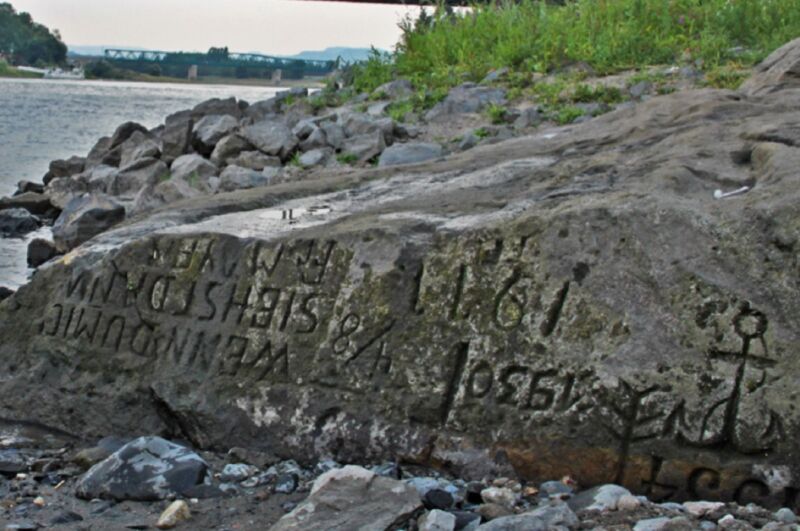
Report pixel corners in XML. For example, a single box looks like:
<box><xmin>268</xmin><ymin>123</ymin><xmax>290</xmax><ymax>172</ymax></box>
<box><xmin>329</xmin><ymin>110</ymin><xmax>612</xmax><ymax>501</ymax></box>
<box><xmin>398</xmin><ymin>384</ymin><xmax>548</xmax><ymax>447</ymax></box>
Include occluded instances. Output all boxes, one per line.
<box><xmin>259</xmin><ymin>205</ymin><xmax>332</xmax><ymax>224</ymax></box>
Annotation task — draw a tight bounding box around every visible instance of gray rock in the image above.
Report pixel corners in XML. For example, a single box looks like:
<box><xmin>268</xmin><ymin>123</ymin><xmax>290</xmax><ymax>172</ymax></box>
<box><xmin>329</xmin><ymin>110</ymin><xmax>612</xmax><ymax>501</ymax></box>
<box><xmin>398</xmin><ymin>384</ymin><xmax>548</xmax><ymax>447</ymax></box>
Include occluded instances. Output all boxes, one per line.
<box><xmin>130</xmin><ymin>176</ymin><xmax>205</xmax><ymax>215</ymax></box>
<box><xmin>109</xmin><ymin>121</ymin><xmax>149</xmax><ymax>150</ymax></box>
<box><xmin>220</xmin><ymin>463</ymin><xmax>259</xmax><ymax>482</ymax></box>
<box><xmin>85</xmin><ymin>136</ymin><xmax>112</xmax><ymax>170</ymax></box>
<box><xmin>368</xmin><ymin>101</ymin><xmax>391</xmax><ymax>117</ymax></box>
<box><xmin>273</xmin><ymin>473</ymin><xmax>298</xmax><ymax>493</ymax></box>
<box><xmin>276</xmin><ymin>87</ymin><xmax>308</xmax><ymax>102</ymax></box>
<box><xmin>425</xmin><ymin>83</ymin><xmax>507</xmax><ymax>122</ymax></box>
<box><xmin>459</xmin><ymin>133</ymin><xmax>480</xmax><ymax>151</ymax></box>
<box><xmin>241</xmin><ymin>121</ymin><xmax>298</xmax><ymax>160</ymax></box>
<box><xmin>630</xmin><ymin>80</ymin><xmax>653</xmax><ymax>99</ymax></box>
<box><xmin>83</xmin><ymin>165</ymin><xmax>119</xmax><ymax>194</ymax></box>
<box><xmin>378</xmin><ymin>142</ymin><xmax>443</xmax><ymax>167</ymax></box>
<box><xmin>219</xmin><ymin>165</ymin><xmax>271</xmax><ymax>192</ymax></box>
<box><xmin>420</xmin><ymin>509</ymin><xmax>456</xmax><ymax>531</ymax></box>
<box><xmin>299</xmin><ymin>148</ymin><xmax>333</xmax><ymax>168</ymax></box>
<box><xmin>46</xmin><ymin>156</ymin><xmax>86</xmax><ymax>181</ymax></box>
<box><xmin>27</xmin><ymin>238</ymin><xmax>59</xmax><ymax>267</ymax></box>
<box><xmin>245</xmin><ymin>98</ymin><xmax>280</xmax><ymax>122</ymax></box>
<box><xmin>193</xmin><ymin>115</ymin><xmax>240</xmax><ymax>155</ymax></box>
<box><xmin>0</xmin><ymin>208</ymin><xmax>40</xmax><ymax>237</ymax></box>
<box><xmin>0</xmin><ymin>449</ymin><xmax>26</xmax><ymax>475</ymax></box>
<box><xmin>211</xmin><ymin>134</ymin><xmax>254</xmax><ymax>166</ymax></box>
<box><xmin>52</xmin><ymin>193</ymin><xmax>125</xmax><ymax>251</ymax></box>
<box><xmin>108</xmin><ymin>158</ymin><xmax>169</xmax><ymax>198</ymax></box>
<box><xmin>341</xmin><ymin>131</ymin><xmax>386</xmax><ymax>162</ymax></box>
<box><xmin>373</xmin><ymin>79</ymin><xmax>414</xmax><ymax>99</ymax></box>
<box><xmin>742</xmin><ymin>37</ymin><xmax>800</xmax><ymax>95</ymax></box>
<box><xmin>634</xmin><ymin>517</ymin><xmax>674</xmax><ymax>531</ymax></box>
<box><xmin>76</xmin><ymin>436</ymin><xmax>209</xmax><ymax>501</ymax></box>
<box><xmin>119</xmin><ymin>130</ymin><xmax>160</xmax><ymax>168</ymax></box>
<box><xmin>161</xmin><ymin>110</ymin><xmax>194</xmax><ymax>164</ymax></box>
<box><xmin>15</xmin><ymin>180</ymin><xmax>44</xmax><ymax>195</ymax></box>
<box><xmin>0</xmin><ymin>286</ymin><xmax>13</xmax><ymax>301</ymax></box>
<box><xmin>229</xmin><ymin>151</ymin><xmax>282</xmax><ymax>171</ymax></box>
<box><xmin>477</xmin><ymin>503</ymin><xmax>578</xmax><ymax>530</ymax></box>
<box><xmin>321</xmin><ymin>122</ymin><xmax>346</xmax><ymax>150</ymax></box>
<box><xmin>4</xmin><ymin>519</ymin><xmax>39</xmax><ymax>530</ymax></box>
<box><xmin>342</xmin><ymin>113</ymin><xmax>395</xmax><ymax>144</ymax></box>
<box><xmin>299</xmin><ymin>127</ymin><xmax>329</xmax><ymax>152</ymax></box>
<box><xmin>514</xmin><ymin>106</ymin><xmax>543</xmax><ymax>129</ymax></box>
<box><xmin>271</xmin><ymin>465</ymin><xmax>422</xmax><ymax>531</ymax></box>
<box><xmin>539</xmin><ymin>480</ymin><xmax>573</xmax><ymax>497</ymax></box>
<box><xmin>0</xmin><ymin>192</ymin><xmax>54</xmax><ymax>216</ymax></box>
<box><xmin>192</xmin><ymin>97</ymin><xmax>242</xmax><ymax>119</ymax></box>
<box><xmin>44</xmin><ymin>176</ymin><xmax>88</xmax><ymax>210</ymax></box>
<box><xmin>292</xmin><ymin>119</ymin><xmax>318</xmax><ymax>140</ymax></box>
<box><xmin>775</xmin><ymin>508</ymin><xmax>797</xmax><ymax>523</ymax></box>
<box><xmin>568</xmin><ymin>484</ymin><xmax>632</xmax><ymax>512</ymax></box>
<box><xmin>170</xmin><ymin>154</ymin><xmax>219</xmax><ymax>186</ymax></box>
<box><xmin>482</xmin><ymin>68</ymin><xmax>509</xmax><ymax>84</ymax></box>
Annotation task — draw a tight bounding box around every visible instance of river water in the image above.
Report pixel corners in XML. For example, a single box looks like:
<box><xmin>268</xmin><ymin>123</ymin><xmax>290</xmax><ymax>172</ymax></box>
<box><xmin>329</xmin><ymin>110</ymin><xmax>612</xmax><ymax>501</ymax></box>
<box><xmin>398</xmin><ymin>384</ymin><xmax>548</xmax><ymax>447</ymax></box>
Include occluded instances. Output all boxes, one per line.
<box><xmin>0</xmin><ymin>78</ymin><xmax>281</xmax><ymax>289</ymax></box>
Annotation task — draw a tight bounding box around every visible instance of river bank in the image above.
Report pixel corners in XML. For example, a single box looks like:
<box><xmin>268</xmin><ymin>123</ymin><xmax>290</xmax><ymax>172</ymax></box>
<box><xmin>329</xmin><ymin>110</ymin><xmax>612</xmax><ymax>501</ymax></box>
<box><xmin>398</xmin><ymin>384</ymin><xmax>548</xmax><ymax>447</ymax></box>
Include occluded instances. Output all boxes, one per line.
<box><xmin>2</xmin><ymin>33</ymin><xmax>800</xmax><ymax>530</ymax></box>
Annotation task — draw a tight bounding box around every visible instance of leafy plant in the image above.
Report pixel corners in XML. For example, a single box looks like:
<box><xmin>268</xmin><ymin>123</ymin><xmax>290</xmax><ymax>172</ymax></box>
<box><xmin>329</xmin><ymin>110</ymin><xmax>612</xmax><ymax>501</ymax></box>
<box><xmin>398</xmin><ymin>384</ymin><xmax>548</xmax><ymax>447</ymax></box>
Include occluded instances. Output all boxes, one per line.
<box><xmin>554</xmin><ymin>106</ymin><xmax>585</xmax><ymax>125</ymax></box>
<box><xmin>387</xmin><ymin>99</ymin><xmax>414</xmax><ymax>122</ymax></box>
<box><xmin>336</xmin><ymin>153</ymin><xmax>359</xmax><ymax>165</ymax></box>
<box><xmin>473</xmin><ymin>127</ymin><xmax>491</xmax><ymax>139</ymax></box>
<box><xmin>486</xmin><ymin>103</ymin><xmax>508</xmax><ymax>124</ymax></box>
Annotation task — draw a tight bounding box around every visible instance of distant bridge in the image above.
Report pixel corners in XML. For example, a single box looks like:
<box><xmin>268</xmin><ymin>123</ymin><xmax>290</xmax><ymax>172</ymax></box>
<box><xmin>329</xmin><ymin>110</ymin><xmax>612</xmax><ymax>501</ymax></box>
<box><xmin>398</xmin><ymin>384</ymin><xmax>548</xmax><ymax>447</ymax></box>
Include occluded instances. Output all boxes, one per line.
<box><xmin>104</xmin><ymin>49</ymin><xmax>337</xmax><ymax>80</ymax></box>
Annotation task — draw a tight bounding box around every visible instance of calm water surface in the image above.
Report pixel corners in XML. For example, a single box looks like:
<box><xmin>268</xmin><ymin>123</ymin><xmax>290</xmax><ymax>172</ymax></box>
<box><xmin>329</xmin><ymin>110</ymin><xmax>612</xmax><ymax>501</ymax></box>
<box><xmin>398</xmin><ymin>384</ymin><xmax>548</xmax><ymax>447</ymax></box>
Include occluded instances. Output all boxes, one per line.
<box><xmin>0</xmin><ymin>78</ymin><xmax>281</xmax><ymax>289</ymax></box>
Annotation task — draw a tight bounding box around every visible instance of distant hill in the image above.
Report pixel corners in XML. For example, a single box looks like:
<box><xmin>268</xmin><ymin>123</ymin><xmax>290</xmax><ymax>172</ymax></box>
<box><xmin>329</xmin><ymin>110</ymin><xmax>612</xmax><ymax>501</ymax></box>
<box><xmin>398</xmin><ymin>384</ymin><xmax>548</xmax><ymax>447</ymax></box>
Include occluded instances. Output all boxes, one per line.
<box><xmin>285</xmin><ymin>47</ymin><xmax>384</xmax><ymax>63</ymax></box>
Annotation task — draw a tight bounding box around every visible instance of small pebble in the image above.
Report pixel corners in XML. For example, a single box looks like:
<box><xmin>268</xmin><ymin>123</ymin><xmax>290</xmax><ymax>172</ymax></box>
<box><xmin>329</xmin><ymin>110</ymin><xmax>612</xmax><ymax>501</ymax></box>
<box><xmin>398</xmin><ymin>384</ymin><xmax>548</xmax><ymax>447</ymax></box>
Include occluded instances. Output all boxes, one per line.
<box><xmin>32</xmin><ymin>497</ymin><xmax>44</xmax><ymax>507</ymax></box>
<box><xmin>775</xmin><ymin>507</ymin><xmax>797</xmax><ymax>523</ymax></box>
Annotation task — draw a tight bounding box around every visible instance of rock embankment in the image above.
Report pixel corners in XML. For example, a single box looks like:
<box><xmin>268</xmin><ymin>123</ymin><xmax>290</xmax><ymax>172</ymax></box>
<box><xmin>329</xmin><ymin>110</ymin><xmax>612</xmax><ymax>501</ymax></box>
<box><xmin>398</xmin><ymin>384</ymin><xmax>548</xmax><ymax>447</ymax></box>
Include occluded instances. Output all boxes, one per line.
<box><xmin>3</xmin><ymin>35</ymin><xmax>800</xmax><ymax>530</ymax></box>
<box><xmin>2</xmin><ymin>434</ymin><xmax>799</xmax><ymax>529</ymax></box>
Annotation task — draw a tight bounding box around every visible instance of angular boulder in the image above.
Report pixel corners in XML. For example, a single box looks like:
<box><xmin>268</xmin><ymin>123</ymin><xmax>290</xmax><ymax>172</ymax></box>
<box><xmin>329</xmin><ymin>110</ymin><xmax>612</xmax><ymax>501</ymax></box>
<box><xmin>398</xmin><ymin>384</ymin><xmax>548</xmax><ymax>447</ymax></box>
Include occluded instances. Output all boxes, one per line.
<box><xmin>741</xmin><ymin>38</ymin><xmax>800</xmax><ymax>96</ymax></box>
<box><xmin>0</xmin><ymin>208</ymin><xmax>40</xmax><ymax>237</ymax></box>
<box><xmin>219</xmin><ymin>165</ymin><xmax>271</xmax><ymax>192</ymax></box>
<box><xmin>378</xmin><ymin>142</ymin><xmax>443</xmax><ymax>167</ymax></box>
<box><xmin>341</xmin><ymin>131</ymin><xmax>386</xmax><ymax>162</ymax></box>
<box><xmin>0</xmin><ymin>192</ymin><xmax>54</xmax><ymax>216</ymax></box>
<box><xmin>210</xmin><ymin>134</ymin><xmax>254</xmax><ymax>166</ymax></box>
<box><xmin>298</xmin><ymin>148</ymin><xmax>333</xmax><ymax>169</ymax></box>
<box><xmin>241</xmin><ymin>121</ymin><xmax>298</xmax><ymax>160</ymax></box>
<box><xmin>193</xmin><ymin>115</ymin><xmax>239</xmax><ymax>155</ymax></box>
<box><xmin>321</xmin><ymin>122</ymin><xmax>346</xmax><ymax>151</ymax></box>
<box><xmin>119</xmin><ymin>130</ymin><xmax>161</xmax><ymax>168</ymax></box>
<box><xmin>161</xmin><ymin>110</ymin><xmax>194</xmax><ymax>164</ymax></box>
<box><xmin>108</xmin><ymin>158</ymin><xmax>169</xmax><ymax>199</ymax></box>
<box><xmin>109</xmin><ymin>121</ymin><xmax>149</xmax><ymax>150</ymax></box>
<box><xmin>476</xmin><ymin>504</ymin><xmax>578</xmax><ymax>530</ymax></box>
<box><xmin>27</xmin><ymin>238</ymin><xmax>60</xmax><ymax>267</ymax></box>
<box><xmin>45</xmin><ymin>156</ymin><xmax>86</xmax><ymax>183</ymax></box>
<box><xmin>51</xmin><ymin>193</ymin><xmax>125</xmax><ymax>251</ymax></box>
<box><xmin>228</xmin><ymin>151</ymin><xmax>281</xmax><ymax>171</ymax></box>
<box><xmin>170</xmin><ymin>154</ymin><xmax>219</xmax><ymax>186</ymax></box>
<box><xmin>192</xmin><ymin>97</ymin><xmax>242</xmax><ymax>119</ymax></box>
<box><xmin>76</xmin><ymin>436</ymin><xmax>209</xmax><ymax>501</ymax></box>
<box><xmin>44</xmin><ymin>176</ymin><xmax>88</xmax><ymax>210</ymax></box>
<box><xmin>85</xmin><ymin>136</ymin><xmax>113</xmax><ymax>169</ymax></box>
<box><xmin>271</xmin><ymin>465</ymin><xmax>422</xmax><ymax>531</ymax></box>
<box><xmin>425</xmin><ymin>83</ymin><xmax>507</xmax><ymax>122</ymax></box>
<box><xmin>373</xmin><ymin>79</ymin><xmax>414</xmax><ymax>100</ymax></box>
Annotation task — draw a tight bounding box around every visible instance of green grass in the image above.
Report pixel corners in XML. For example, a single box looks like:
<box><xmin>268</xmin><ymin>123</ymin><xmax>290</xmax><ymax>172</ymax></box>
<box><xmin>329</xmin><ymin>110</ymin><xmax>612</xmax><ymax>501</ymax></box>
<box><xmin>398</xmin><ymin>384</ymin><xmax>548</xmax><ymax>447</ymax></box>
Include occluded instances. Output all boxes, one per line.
<box><xmin>704</xmin><ymin>64</ymin><xmax>750</xmax><ymax>89</ymax></box>
<box><xmin>486</xmin><ymin>103</ymin><xmax>508</xmax><ymax>124</ymax></box>
<box><xmin>554</xmin><ymin>106</ymin><xmax>586</xmax><ymax>125</ymax></box>
<box><xmin>336</xmin><ymin>153</ymin><xmax>359</xmax><ymax>165</ymax></box>
<box><xmin>0</xmin><ymin>59</ymin><xmax>42</xmax><ymax>78</ymax></box>
<box><xmin>387</xmin><ymin>99</ymin><xmax>414</xmax><ymax>122</ymax></box>
<box><xmin>352</xmin><ymin>0</ymin><xmax>800</xmax><ymax>96</ymax></box>
<box><xmin>473</xmin><ymin>127</ymin><xmax>491</xmax><ymax>139</ymax></box>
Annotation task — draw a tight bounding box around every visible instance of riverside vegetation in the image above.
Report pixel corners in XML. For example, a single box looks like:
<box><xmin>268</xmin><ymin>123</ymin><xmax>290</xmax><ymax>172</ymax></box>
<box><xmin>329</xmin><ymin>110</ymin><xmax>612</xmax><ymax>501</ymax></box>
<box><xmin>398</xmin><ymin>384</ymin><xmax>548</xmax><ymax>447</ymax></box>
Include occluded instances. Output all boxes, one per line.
<box><xmin>4</xmin><ymin>1</ymin><xmax>800</xmax><ymax>529</ymax></box>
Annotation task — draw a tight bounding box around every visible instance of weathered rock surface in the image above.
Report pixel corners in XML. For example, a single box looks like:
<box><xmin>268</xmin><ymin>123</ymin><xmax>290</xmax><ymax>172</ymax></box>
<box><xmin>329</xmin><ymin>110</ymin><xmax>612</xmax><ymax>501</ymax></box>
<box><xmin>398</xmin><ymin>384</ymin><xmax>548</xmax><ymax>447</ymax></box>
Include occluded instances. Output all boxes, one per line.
<box><xmin>169</xmin><ymin>154</ymin><xmax>218</xmax><ymax>185</ymax></box>
<box><xmin>109</xmin><ymin>158</ymin><xmax>168</xmax><ymax>199</ymax></box>
<box><xmin>193</xmin><ymin>115</ymin><xmax>240</xmax><ymax>155</ymax></box>
<box><xmin>51</xmin><ymin>193</ymin><xmax>125</xmax><ymax>251</ymax></box>
<box><xmin>425</xmin><ymin>83</ymin><xmax>507</xmax><ymax>121</ymax></box>
<box><xmin>76</xmin><ymin>436</ymin><xmax>209</xmax><ymax>501</ymax></box>
<box><xmin>0</xmin><ymin>192</ymin><xmax>53</xmax><ymax>216</ymax></box>
<box><xmin>219</xmin><ymin>165</ymin><xmax>271</xmax><ymax>192</ymax></box>
<box><xmin>0</xmin><ymin>208</ymin><xmax>40</xmax><ymax>237</ymax></box>
<box><xmin>6</xmin><ymin>44</ymin><xmax>800</xmax><ymax>514</ymax></box>
<box><xmin>241</xmin><ymin>121</ymin><xmax>298</xmax><ymax>160</ymax></box>
<box><xmin>271</xmin><ymin>465</ymin><xmax>422</xmax><ymax>530</ymax></box>
<box><xmin>378</xmin><ymin>142</ymin><xmax>443</xmax><ymax>167</ymax></box>
<box><xmin>27</xmin><ymin>238</ymin><xmax>59</xmax><ymax>267</ymax></box>
<box><xmin>161</xmin><ymin>110</ymin><xmax>194</xmax><ymax>164</ymax></box>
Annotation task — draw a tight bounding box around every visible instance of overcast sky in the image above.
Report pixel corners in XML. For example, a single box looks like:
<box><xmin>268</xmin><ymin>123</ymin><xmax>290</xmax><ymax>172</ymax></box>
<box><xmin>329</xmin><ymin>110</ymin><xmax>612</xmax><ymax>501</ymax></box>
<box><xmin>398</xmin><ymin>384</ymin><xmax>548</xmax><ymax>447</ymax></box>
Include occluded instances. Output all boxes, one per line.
<box><xmin>10</xmin><ymin>0</ymin><xmax>421</xmax><ymax>55</ymax></box>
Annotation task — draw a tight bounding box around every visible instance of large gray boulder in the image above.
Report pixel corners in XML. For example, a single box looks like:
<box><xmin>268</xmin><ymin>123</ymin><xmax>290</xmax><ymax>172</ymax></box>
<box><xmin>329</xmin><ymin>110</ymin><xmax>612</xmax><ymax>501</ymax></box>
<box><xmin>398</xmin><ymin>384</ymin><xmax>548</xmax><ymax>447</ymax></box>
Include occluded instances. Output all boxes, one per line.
<box><xmin>219</xmin><ymin>165</ymin><xmax>272</xmax><ymax>192</ymax></box>
<box><xmin>44</xmin><ymin>176</ymin><xmax>88</xmax><ymax>210</ymax></box>
<box><xmin>83</xmin><ymin>164</ymin><xmax>119</xmax><ymax>194</ymax></box>
<box><xmin>108</xmin><ymin>158</ymin><xmax>168</xmax><ymax>199</ymax></box>
<box><xmin>210</xmin><ymin>134</ymin><xmax>254</xmax><ymax>166</ymax></box>
<box><xmin>0</xmin><ymin>208</ymin><xmax>40</xmax><ymax>237</ymax></box>
<box><xmin>51</xmin><ymin>193</ymin><xmax>125</xmax><ymax>251</ymax></box>
<box><xmin>228</xmin><ymin>151</ymin><xmax>281</xmax><ymax>171</ymax></box>
<box><xmin>741</xmin><ymin>38</ymin><xmax>800</xmax><ymax>96</ymax></box>
<box><xmin>425</xmin><ymin>83</ymin><xmax>507</xmax><ymax>122</ymax></box>
<box><xmin>373</xmin><ymin>79</ymin><xmax>414</xmax><ymax>99</ymax></box>
<box><xmin>193</xmin><ymin>115</ymin><xmax>239</xmax><ymax>155</ymax></box>
<box><xmin>341</xmin><ymin>131</ymin><xmax>386</xmax><ymax>162</ymax></box>
<box><xmin>9</xmin><ymin>46</ymin><xmax>800</xmax><ymax>512</ymax></box>
<box><xmin>109</xmin><ymin>121</ymin><xmax>149</xmax><ymax>150</ymax></box>
<box><xmin>192</xmin><ymin>97</ymin><xmax>242</xmax><ymax>119</ymax></box>
<box><xmin>342</xmin><ymin>113</ymin><xmax>395</xmax><ymax>144</ymax></box>
<box><xmin>76</xmin><ymin>436</ymin><xmax>209</xmax><ymax>501</ymax></box>
<box><xmin>271</xmin><ymin>465</ymin><xmax>422</xmax><ymax>531</ymax></box>
<box><xmin>130</xmin><ymin>177</ymin><xmax>205</xmax><ymax>216</ymax></box>
<box><xmin>321</xmin><ymin>122</ymin><xmax>346</xmax><ymax>151</ymax></box>
<box><xmin>241</xmin><ymin>121</ymin><xmax>298</xmax><ymax>160</ymax></box>
<box><xmin>170</xmin><ymin>154</ymin><xmax>219</xmax><ymax>187</ymax></box>
<box><xmin>27</xmin><ymin>238</ymin><xmax>59</xmax><ymax>267</ymax></box>
<box><xmin>119</xmin><ymin>130</ymin><xmax>160</xmax><ymax>168</ymax></box>
<box><xmin>0</xmin><ymin>192</ymin><xmax>54</xmax><ymax>216</ymax></box>
<box><xmin>45</xmin><ymin>156</ymin><xmax>86</xmax><ymax>183</ymax></box>
<box><xmin>244</xmin><ymin>97</ymin><xmax>280</xmax><ymax>122</ymax></box>
<box><xmin>300</xmin><ymin>126</ymin><xmax>329</xmax><ymax>152</ymax></box>
<box><xmin>476</xmin><ymin>504</ymin><xmax>578</xmax><ymax>530</ymax></box>
<box><xmin>299</xmin><ymin>148</ymin><xmax>333</xmax><ymax>169</ymax></box>
<box><xmin>161</xmin><ymin>110</ymin><xmax>194</xmax><ymax>164</ymax></box>
<box><xmin>85</xmin><ymin>137</ymin><xmax>113</xmax><ymax>169</ymax></box>
<box><xmin>378</xmin><ymin>142</ymin><xmax>443</xmax><ymax>167</ymax></box>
